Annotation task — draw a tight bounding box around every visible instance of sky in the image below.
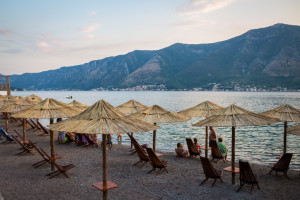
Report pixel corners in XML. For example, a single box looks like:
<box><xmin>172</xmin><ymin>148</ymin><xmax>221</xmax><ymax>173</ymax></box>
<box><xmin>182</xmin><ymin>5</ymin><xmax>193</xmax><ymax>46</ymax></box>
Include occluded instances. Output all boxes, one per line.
<box><xmin>0</xmin><ymin>0</ymin><xmax>299</xmax><ymax>75</ymax></box>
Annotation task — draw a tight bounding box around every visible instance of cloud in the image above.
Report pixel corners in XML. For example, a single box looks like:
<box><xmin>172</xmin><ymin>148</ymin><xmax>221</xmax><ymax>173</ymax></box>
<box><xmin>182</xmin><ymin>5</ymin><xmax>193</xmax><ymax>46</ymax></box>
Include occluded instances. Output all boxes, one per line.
<box><xmin>35</xmin><ymin>32</ymin><xmax>67</xmax><ymax>53</ymax></box>
<box><xmin>0</xmin><ymin>29</ymin><xmax>10</xmax><ymax>36</ymax></box>
<box><xmin>90</xmin><ymin>11</ymin><xmax>97</xmax><ymax>16</ymax></box>
<box><xmin>173</xmin><ymin>16</ymin><xmax>215</xmax><ymax>28</ymax></box>
<box><xmin>79</xmin><ymin>23</ymin><xmax>100</xmax><ymax>33</ymax></box>
<box><xmin>178</xmin><ymin>0</ymin><xmax>235</xmax><ymax>15</ymax></box>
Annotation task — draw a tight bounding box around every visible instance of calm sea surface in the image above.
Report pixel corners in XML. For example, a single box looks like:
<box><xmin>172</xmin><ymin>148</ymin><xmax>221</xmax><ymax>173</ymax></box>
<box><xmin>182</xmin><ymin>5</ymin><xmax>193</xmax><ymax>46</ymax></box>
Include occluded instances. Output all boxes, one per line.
<box><xmin>12</xmin><ymin>91</ymin><xmax>300</xmax><ymax>170</ymax></box>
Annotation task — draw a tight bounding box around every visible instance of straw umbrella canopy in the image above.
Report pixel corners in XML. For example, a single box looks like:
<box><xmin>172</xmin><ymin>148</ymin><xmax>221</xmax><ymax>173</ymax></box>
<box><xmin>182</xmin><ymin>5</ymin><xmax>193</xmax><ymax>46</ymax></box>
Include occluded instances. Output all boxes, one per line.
<box><xmin>130</xmin><ymin>105</ymin><xmax>190</xmax><ymax>152</ymax></box>
<box><xmin>26</xmin><ymin>94</ymin><xmax>43</xmax><ymax>103</ymax></box>
<box><xmin>49</xmin><ymin>99</ymin><xmax>159</xmax><ymax>200</ymax></box>
<box><xmin>68</xmin><ymin>100</ymin><xmax>89</xmax><ymax>111</ymax></box>
<box><xmin>260</xmin><ymin>104</ymin><xmax>300</xmax><ymax>154</ymax></box>
<box><xmin>193</xmin><ymin>104</ymin><xmax>280</xmax><ymax>184</ymax></box>
<box><xmin>116</xmin><ymin>99</ymin><xmax>148</xmax><ymax>115</ymax></box>
<box><xmin>0</xmin><ymin>98</ymin><xmax>35</xmax><ymax>139</ymax></box>
<box><xmin>12</xmin><ymin>98</ymin><xmax>81</xmax><ymax>170</ymax></box>
<box><xmin>287</xmin><ymin>124</ymin><xmax>300</xmax><ymax>136</ymax></box>
<box><xmin>178</xmin><ymin>101</ymin><xmax>223</xmax><ymax>158</ymax></box>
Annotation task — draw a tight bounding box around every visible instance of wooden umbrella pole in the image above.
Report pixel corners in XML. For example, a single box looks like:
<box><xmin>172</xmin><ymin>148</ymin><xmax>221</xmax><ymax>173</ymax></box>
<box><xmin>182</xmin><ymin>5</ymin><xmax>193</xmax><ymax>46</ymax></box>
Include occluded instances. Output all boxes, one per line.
<box><xmin>205</xmin><ymin>126</ymin><xmax>208</xmax><ymax>158</ymax></box>
<box><xmin>232</xmin><ymin>126</ymin><xmax>235</xmax><ymax>185</ymax></box>
<box><xmin>284</xmin><ymin>121</ymin><xmax>287</xmax><ymax>154</ymax></box>
<box><xmin>23</xmin><ymin>118</ymin><xmax>27</xmax><ymax>142</ymax></box>
<box><xmin>5</xmin><ymin>113</ymin><xmax>9</xmax><ymax>132</ymax></box>
<box><xmin>50</xmin><ymin>118</ymin><xmax>55</xmax><ymax>171</ymax></box>
<box><xmin>130</xmin><ymin>132</ymin><xmax>133</xmax><ymax>149</ymax></box>
<box><xmin>102</xmin><ymin>134</ymin><xmax>108</xmax><ymax>200</ymax></box>
<box><xmin>153</xmin><ymin>123</ymin><xmax>157</xmax><ymax>152</ymax></box>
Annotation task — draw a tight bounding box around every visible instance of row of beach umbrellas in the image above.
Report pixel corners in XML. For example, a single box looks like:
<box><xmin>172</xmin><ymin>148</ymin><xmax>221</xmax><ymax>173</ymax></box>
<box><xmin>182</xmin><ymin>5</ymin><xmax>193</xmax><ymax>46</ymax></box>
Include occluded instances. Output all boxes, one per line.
<box><xmin>1</xmin><ymin>94</ymin><xmax>300</xmax><ymax>199</ymax></box>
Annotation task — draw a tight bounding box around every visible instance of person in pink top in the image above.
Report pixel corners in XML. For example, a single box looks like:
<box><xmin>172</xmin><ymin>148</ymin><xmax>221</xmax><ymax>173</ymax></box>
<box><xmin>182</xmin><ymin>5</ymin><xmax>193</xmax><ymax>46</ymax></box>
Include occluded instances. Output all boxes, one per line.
<box><xmin>209</xmin><ymin>126</ymin><xmax>216</xmax><ymax>147</ymax></box>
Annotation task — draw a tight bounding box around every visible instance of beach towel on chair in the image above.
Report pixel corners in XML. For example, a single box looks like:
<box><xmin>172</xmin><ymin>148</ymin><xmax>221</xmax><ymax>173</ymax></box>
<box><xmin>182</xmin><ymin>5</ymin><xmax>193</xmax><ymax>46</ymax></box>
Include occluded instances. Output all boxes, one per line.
<box><xmin>0</xmin><ymin>126</ymin><xmax>13</xmax><ymax>140</ymax></box>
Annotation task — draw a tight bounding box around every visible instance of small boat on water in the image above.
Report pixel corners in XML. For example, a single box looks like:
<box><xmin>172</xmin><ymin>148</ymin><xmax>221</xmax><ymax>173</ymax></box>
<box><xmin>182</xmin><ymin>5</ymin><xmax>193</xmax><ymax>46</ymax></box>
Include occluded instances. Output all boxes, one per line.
<box><xmin>66</xmin><ymin>96</ymin><xmax>73</xmax><ymax>99</ymax></box>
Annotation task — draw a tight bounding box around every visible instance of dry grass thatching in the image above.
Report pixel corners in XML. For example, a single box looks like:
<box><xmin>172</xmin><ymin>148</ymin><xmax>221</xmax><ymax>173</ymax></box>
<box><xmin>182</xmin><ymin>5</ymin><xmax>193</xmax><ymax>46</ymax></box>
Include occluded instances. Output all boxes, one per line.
<box><xmin>49</xmin><ymin>99</ymin><xmax>159</xmax><ymax>134</ymax></box>
<box><xmin>178</xmin><ymin>100</ymin><xmax>223</xmax><ymax>117</ymax></box>
<box><xmin>0</xmin><ymin>98</ymin><xmax>35</xmax><ymax>113</ymax></box>
<box><xmin>129</xmin><ymin>105</ymin><xmax>191</xmax><ymax>124</ymax></box>
<box><xmin>0</xmin><ymin>96</ymin><xmax>21</xmax><ymax>108</ymax></box>
<box><xmin>260</xmin><ymin>104</ymin><xmax>300</xmax><ymax>122</ymax></box>
<box><xmin>68</xmin><ymin>100</ymin><xmax>89</xmax><ymax>111</ymax></box>
<box><xmin>26</xmin><ymin>94</ymin><xmax>43</xmax><ymax>103</ymax></box>
<box><xmin>116</xmin><ymin>99</ymin><xmax>148</xmax><ymax>115</ymax></box>
<box><xmin>193</xmin><ymin>104</ymin><xmax>280</xmax><ymax>127</ymax></box>
<box><xmin>287</xmin><ymin>124</ymin><xmax>300</xmax><ymax>136</ymax></box>
<box><xmin>11</xmin><ymin>98</ymin><xmax>82</xmax><ymax>119</ymax></box>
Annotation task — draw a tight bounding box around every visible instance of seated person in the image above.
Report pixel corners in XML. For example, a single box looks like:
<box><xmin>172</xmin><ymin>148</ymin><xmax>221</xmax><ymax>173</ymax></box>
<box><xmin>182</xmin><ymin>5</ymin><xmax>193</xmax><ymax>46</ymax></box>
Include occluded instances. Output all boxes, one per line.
<box><xmin>175</xmin><ymin>143</ymin><xmax>189</xmax><ymax>158</ymax></box>
<box><xmin>193</xmin><ymin>138</ymin><xmax>201</xmax><ymax>153</ymax></box>
<box><xmin>217</xmin><ymin>137</ymin><xmax>228</xmax><ymax>160</ymax></box>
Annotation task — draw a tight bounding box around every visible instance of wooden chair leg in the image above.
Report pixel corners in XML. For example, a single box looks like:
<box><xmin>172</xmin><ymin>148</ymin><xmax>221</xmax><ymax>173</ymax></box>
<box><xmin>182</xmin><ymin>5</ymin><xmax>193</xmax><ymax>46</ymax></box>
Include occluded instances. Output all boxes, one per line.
<box><xmin>284</xmin><ymin>171</ymin><xmax>290</xmax><ymax>179</ymax></box>
<box><xmin>141</xmin><ymin>161</ymin><xmax>148</xmax><ymax>168</ymax></box>
<box><xmin>236</xmin><ymin>183</ymin><xmax>245</xmax><ymax>192</ymax></box>
<box><xmin>250</xmin><ymin>185</ymin><xmax>254</xmax><ymax>195</ymax></box>
<box><xmin>147</xmin><ymin>168</ymin><xmax>155</xmax><ymax>174</ymax></box>
<box><xmin>164</xmin><ymin>167</ymin><xmax>168</xmax><ymax>173</ymax></box>
<box><xmin>219</xmin><ymin>178</ymin><xmax>224</xmax><ymax>183</ymax></box>
<box><xmin>156</xmin><ymin>168</ymin><xmax>163</xmax><ymax>175</ymax></box>
<box><xmin>200</xmin><ymin>178</ymin><xmax>208</xmax><ymax>186</ymax></box>
<box><xmin>268</xmin><ymin>169</ymin><xmax>273</xmax><ymax>175</ymax></box>
<box><xmin>62</xmin><ymin>172</ymin><xmax>69</xmax><ymax>178</ymax></box>
<box><xmin>211</xmin><ymin>179</ymin><xmax>217</xmax><ymax>187</ymax></box>
<box><xmin>133</xmin><ymin>160</ymin><xmax>142</xmax><ymax>166</ymax></box>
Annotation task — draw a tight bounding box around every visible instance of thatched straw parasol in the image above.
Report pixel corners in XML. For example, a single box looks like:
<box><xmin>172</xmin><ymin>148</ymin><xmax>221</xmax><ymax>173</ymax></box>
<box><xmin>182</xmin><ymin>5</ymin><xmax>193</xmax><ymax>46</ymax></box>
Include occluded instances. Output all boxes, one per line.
<box><xmin>193</xmin><ymin>104</ymin><xmax>280</xmax><ymax>184</ymax></box>
<box><xmin>68</xmin><ymin>100</ymin><xmax>89</xmax><ymax>111</ymax></box>
<box><xmin>261</xmin><ymin>104</ymin><xmax>300</xmax><ymax>154</ymax></box>
<box><xmin>130</xmin><ymin>105</ymin><xmax>190</xmax><ymax>152</ymax></box>
<box><xmin>49</xmin><ymin>99</ymin><xmax>159</xmax><ymax>200</ymax></box>
<box><xmin>116</xmin><ymin>99</ymin><xmax>148</xmax><ymax>148</ymax></box>
<box><xmin>12</xmin><ymin>98</ymin><xmax>81</xmax><ymax>170</ymax></box>
<box><xmin>26</xmin><ymin>94</ymin><xmax>43</xmax><ymax>103</ymax></box>
<box><xmin>0</xmin><ymin>95</ymin><xmax>20</xmax><ymax>109</ymax></box>
<box><xmin>287</xmin><ymin>124</ymin><xmax>300</xmax><ymax>136</ymax></box>
<box><xmin>178</xmin><ymin>101</ymin><xmax>223</xmax><ymax>157</ymax></box>
<box><xmin>0</xmin><ymin>98</ymin><xmax>35</xmax><ymax>140</ymax></box>
<box><xmin>116</xmin><ymin>99</ymin><xmax>148</xmax><ymax>115</ymax></box>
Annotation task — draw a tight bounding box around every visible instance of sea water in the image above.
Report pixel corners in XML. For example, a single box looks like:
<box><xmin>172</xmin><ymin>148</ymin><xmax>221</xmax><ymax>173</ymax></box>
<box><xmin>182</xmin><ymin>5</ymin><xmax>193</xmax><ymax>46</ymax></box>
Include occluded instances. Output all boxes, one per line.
<box><xmin>12</xmin><ymin>91</ymin><xmax>300</xmax><ymax>170</ymax></box>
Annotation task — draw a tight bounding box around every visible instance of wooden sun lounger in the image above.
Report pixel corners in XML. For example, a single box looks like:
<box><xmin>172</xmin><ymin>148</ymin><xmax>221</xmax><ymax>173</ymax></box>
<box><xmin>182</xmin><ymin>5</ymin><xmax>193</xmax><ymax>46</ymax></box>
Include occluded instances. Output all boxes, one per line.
<box><xmin>37</xmin><ymin>121</ymin><xmax>50</xmax><ymax>135</ymax></box>
<box><xmin>14</xmin><ymin>129</ymin><xmax>29</xmax><ymax>144</ymax></box>
<box><xmin>146</xmin><ymin>148</ymin><xmax>168</xmax><ymax>175</ymax></box>
<box><xmin>200</xmin><ymin>156</ymin><xmax>223</xmax><ymax>187</ymax></box>
<box><xmin>0</xmin><ymin>126</ymin><xmax>15</xmax><ymax>144</ymax></box>
<box><xmin>12</xmin><ymin>135</ymin><xmax>35</xmax><ymax>155</ymax></box>
<box><xmin>186</xmin><ymin>138</ymin><xmax>201</xmax><ymax>159</ymax></box>
<box><xmin>132</xmin><ymin>140</ymin><xmax>150</xmax><ymax>168</ymax></box>
<box><xmin>211</xmin><ymin>140</ymin><xmax>226</xmax><ymax>163</ymax></box>
<box><xmin>31</xmin><ymin>142</ymin><xmax>62</xmax><ymax>168</ymax></box>
<box><xmin>40</xmin><ymin>148</ymin><xmax>75</xmax><ymax>179</ymax></box>
<box><xmin>127</xmin><ymin>133</ymin><xmax>148</xmax><ymax>155</ymax></box>
<box><xmin>268</xmin><ymin>153</ymin><xmax>293</xmax><ymax>179</ymax></box>
<box><xmin>26</xmin><ymin>119</ymin><xmax>35</xmax><ymax>129</ymax></box>
<box><xmin>237</xmin><ymin>160</ymin><xmax>260</xmax><ymax>194</ymax></box>
<box><xmin>29</xmin><ymin>119</ymin><xmax>42</xmax><ymax>131</ymax></box>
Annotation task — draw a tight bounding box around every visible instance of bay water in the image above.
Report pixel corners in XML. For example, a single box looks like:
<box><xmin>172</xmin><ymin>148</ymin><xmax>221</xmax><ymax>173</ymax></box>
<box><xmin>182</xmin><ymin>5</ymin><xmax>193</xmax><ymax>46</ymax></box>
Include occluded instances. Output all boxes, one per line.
<box><xmin>12</xmin><ymin>91</ymin><xmax>300</xmax><ymax>170</ymax></box>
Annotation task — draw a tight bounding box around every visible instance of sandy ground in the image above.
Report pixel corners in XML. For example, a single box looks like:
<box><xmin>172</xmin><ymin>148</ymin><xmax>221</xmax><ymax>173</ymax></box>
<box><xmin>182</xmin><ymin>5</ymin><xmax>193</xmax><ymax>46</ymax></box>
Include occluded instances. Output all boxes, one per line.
<box><xmin>0</xmin><ymin>116</ymin><xmax>299</xmax><ymax>200</ymax></box>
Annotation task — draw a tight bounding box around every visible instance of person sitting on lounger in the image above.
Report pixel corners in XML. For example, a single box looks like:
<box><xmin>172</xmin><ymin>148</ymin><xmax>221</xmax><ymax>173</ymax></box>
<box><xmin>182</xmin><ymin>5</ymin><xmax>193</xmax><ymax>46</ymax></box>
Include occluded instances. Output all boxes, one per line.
<box><xmin>175</xmin><ymin>143</ymin><xmax>189</xmax><ymax>158</ymax></box>
<box><xmin>193</xmin><ymin>138</ymin><xmax>201</xmax><ymax>153</ymax></box>
<box><xmin>217</xmin><ymin>137</ymin><xmax>228</xmax><ymax>160</ymax></box>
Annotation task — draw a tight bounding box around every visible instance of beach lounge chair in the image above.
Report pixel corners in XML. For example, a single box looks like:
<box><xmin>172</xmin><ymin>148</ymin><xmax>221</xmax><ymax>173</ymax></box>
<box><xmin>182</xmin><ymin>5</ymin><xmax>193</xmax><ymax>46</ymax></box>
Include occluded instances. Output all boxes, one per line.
<box><xmin>211</xmin><ymin>140</ymin><xmax>226</xmax><ymax>163</ymax></box>
<box><xmin>268</xmin><ymin>153</ymin><xmax>293</xmax><ymax>179</ymax></box>
<box><xmin>200</xmin><ymin>156</ymin><xmax>223</xmax><ymax>187</ymax></box>
<box><xmin>40</xmin><ymin>148</ymin><xmax>75</xmax><ymax>179</ymax></box>
<box><xmin>37</xmin><ymin>121</ymin><xmax>50</xmax><ymax>135</ymax></box>
<box><xmin>31</xmin><ymin>143</ymin><xmax>62</xmax><ymax>168</ymax></box>
<box><xmin>83</xmin><ymin>134</ymin><xmax>99</xmax><ymax>147</ymax></box>
<box><xmin>132</xmin><ymin>140</ymin><xmax>150</xmax><ymax>168</ymax></box>
<box><xmin>237</xmin><ymin>160</ymin><xmax>260</xmax><ymax>194</ymax></box>
<box><xmin>14</xmin><ymin>129</ymin><xmax>29</xmax><ymax>144</ymax></box>
<box><xmin>186</xmin><ymin>138</ymin><xmax>201</xmax><ymax>158</ymax></box>
<box><xmin>127</xmin><ymin>133</ymin><xmax>148</xmax><ymax>155</ymax></box>
<box><xmin>146</xmin><ymin>148</ymin><xmax>168</xmax><ymax>175</ymax></box>
<box><xmin>12</xmin><ymin>135</ymin><xmax>35</xmax><ymax>155</ymax></box>
<box><xmin>0</xmin><ymin>126</ymin><xmax>15</xmax><ymax>144</ymax></box>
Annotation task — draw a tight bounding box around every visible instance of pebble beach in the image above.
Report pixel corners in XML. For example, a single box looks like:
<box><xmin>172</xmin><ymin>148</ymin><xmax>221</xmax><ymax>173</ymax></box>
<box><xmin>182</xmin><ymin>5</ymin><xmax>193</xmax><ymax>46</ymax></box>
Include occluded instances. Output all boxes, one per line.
<box><xmin>0</xmin><ymin>116</ymin><xmax>299</xmax><ymax>200</ymax></box>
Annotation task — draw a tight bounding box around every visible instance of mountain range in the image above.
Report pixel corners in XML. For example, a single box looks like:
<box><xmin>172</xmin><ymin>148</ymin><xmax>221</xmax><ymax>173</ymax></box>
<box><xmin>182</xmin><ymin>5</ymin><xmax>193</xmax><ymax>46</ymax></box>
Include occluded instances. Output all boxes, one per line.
<box><xmin>10</xmin><ymin>23</ymin><xmax>300</xmax><ymax>90</ymax></box>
